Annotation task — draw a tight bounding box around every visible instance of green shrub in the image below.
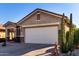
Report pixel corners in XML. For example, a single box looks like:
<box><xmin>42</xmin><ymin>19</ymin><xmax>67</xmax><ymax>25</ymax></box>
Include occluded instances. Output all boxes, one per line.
<box><xmin>74</xmin><ymin>29</ymin><xmax>79</xmax><ymax>46</ymax></box>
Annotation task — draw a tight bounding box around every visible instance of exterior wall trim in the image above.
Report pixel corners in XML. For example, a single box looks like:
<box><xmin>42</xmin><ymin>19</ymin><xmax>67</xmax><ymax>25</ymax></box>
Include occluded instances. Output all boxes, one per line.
<box><xmin>21</xmin><ymin>23</ymin><xmax>59</xmax><ymax>28</ymax></box>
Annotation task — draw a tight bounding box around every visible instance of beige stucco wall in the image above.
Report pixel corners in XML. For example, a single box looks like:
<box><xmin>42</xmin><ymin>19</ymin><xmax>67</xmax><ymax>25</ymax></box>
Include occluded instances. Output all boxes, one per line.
<box><xmin>19</xmin><ymin>12</ymin><xmax>61</xmax><ymax>27</ymax></box>
<box><xmin>65</xmin><ymin>24</ymin><xmax>69</xmax><ymax>33</ymax></box>
<box><xmin>5</xmin><ymin>24</ymin><xmax>16</xmax><ymax>29</ymax></box>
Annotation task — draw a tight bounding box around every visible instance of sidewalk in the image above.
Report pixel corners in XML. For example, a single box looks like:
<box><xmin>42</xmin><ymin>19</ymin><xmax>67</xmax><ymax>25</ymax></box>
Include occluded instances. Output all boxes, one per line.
<box><xmin>23</xmin><ymin>46</ymin><xmax>54</xmax><ymax>56</ymax></box>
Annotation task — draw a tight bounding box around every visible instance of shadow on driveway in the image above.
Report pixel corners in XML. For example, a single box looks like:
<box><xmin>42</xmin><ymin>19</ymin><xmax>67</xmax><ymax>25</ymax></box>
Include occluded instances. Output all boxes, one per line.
<box><xmin>0</xmin><ymin>42</ymin><xmax>52</xmax><ymax>56</ymax></box>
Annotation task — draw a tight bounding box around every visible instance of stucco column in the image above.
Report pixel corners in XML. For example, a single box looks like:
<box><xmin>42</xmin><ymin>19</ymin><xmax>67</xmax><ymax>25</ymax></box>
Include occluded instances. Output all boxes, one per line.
<box><xmin>14</xmin><ymin>28</ymin><xmax>16</xmax><ymax>38</ymax></box>
<box><xmin>20</xmin><ymin>27</ymin><xmax>24</xmax><ymax>43</ymax></box>
<box><xmin>15</xmin><ymin>26</ymin><xmax>21</xmax><ymax>42</ymax></box>
<box><xmin>5</xmin><ymin>29</ymin><xmax>9</xmax><ymax>41</ymax></box>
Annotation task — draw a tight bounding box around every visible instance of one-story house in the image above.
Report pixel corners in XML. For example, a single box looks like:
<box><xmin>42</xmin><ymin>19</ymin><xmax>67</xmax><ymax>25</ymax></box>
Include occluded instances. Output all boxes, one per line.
<box><xmin>3</xmin><ymin>8</ymin><xmax>69</xmax><ymax>44</ymax></box>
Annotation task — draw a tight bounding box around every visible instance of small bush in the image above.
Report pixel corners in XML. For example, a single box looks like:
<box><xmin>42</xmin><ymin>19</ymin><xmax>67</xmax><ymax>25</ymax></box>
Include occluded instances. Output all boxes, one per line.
<box><xmin>0</xmin><ymin>38</ymin><xmax>6</xmax><ymax>42</ymax></box>
<box><xmin>74</xmin><ymin>29</ymin><xmax>79</xmax><ymax>48</ymax></box>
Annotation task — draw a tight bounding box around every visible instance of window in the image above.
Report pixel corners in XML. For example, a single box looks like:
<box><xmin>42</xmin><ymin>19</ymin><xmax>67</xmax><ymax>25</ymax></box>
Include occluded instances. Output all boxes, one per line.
<box><xmin>9</xmin><ymin>32</ymin><xmax>14</xmax><ymax>40</ymax></box>
<box><xmin>37</xmin><ymin>13</ymin><xmax>40</xmax><ymax>20</ymax></box>
<box><xmin>0</xmin><ymin>32</ymin><xmax>5</xmax><ymax>38</ymax></box>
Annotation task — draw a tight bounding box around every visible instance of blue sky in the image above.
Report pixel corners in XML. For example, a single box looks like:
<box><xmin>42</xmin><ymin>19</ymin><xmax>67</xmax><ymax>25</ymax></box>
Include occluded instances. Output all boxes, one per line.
<box><xmin>0</xmin><ymin>3</ymin><xmax>79</xmax><ymax>27</ymax></box>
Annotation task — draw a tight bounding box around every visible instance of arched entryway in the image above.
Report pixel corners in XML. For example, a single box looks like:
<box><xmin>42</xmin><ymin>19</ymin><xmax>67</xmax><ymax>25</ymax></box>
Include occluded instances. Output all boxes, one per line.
<box><xmin>3</xmin><ymin>21</ymin><xmax>23</xmax><ymax>43</ymax></box>
<box><xmin>3</xmin><ymin>21</ymin><xmax>17</xmax><ymax>42</ymax></box>
<box><xmin>7</xmin><ymin>28</ymin><xmax>15</xmax><ymax>41</ymax></box>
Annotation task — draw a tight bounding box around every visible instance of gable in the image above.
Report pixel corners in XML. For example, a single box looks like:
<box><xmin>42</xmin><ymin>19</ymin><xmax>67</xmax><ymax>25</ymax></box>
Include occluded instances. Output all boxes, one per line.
<box><xmin>17</xmin><ymin>8</ymin><xmax>68</xmax><ymax>26</ymax></box>
<box><xmin>18</xmin><ymin>10</ymin><xmax>62</xmax><ymax>26</ymax></box>
<box><xmin>3</xmin><ymin>21</ymin><xmax>16</xmax><ymax>28</ymax></box>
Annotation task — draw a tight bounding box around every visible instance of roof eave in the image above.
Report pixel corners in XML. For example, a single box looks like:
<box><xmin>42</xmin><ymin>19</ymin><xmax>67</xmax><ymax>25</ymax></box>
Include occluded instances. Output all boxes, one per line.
<box><xmin>17</xmin><ymin>8</ymin><xmax>68</xmax><ymax>25</ymax></box>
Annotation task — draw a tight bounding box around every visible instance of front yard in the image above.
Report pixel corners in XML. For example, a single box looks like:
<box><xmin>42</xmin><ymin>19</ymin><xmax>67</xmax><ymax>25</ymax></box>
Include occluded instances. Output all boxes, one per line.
<box><xmin>0</xmin><ymin>42</ymin><xmax>79</xmax><ymax>56</ymax></box>
<box><xmin>0</xmin><ymin>42</ymin><xmax>53</xmax><ymax>56</ymax></box>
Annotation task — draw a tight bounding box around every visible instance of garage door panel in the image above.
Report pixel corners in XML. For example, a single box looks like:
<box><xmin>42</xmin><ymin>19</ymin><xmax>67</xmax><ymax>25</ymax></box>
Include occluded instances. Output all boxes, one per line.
<box><xmin>25</xmin><ymin>26</ymin><xmax>58</xmax><ymax>44</ymax></box>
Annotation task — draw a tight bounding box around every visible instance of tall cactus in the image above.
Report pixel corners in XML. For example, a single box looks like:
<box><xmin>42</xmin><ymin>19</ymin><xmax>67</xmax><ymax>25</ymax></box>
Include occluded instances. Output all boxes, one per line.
<box><xmin>60</xmin><ymin>13</ymin><xmax>67</xmax><ymax>53</ymax></box>
<box><xmin>60</xmin><ymin>13</ymin><xmax>74</xmax><ymax>54</ymax></box>
<box><xmin>61</xmin><ymin>13</ymin><xmax>66</xmax><ymax>44</ymax></box>
<box><xmin>68</xmin><ymin>13</ymin><xmax>74</xmax><ymax>54</ymax></box>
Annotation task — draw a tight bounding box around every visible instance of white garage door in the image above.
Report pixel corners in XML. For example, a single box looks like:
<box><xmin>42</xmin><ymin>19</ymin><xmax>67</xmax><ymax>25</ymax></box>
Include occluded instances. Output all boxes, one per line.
<box><xmin>25</xmin><ymin>26</ymin><xmax>58</xmax><ymax>44</ymax></box>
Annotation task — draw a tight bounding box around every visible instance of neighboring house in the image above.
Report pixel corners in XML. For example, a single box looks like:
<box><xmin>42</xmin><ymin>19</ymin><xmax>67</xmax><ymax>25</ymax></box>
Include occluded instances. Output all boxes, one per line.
<box><xmin>3</xmin><ymin>8</ymin><xmax>69</xmax><ymax>44</ymax></box>
<box><xmin>0</xmin><ymin>24</ymin><xmax>5</xmax><ymax>38</ymax></box>
<box><xmin>0</xmin><ymin>24</ymin><xmax>5</xmax><ymax>42</ymax></box>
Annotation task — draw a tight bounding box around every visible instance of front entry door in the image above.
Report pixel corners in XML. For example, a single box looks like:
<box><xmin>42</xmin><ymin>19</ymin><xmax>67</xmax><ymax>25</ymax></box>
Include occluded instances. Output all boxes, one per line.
<box><xmin>9</xmin><ymin>32</ymin><xmax>14</xmax><ymax>41</ymax></box>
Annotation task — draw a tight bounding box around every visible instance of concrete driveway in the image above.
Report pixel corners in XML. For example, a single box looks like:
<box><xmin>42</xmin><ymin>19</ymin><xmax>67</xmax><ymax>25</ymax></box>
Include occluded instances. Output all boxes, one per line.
<box><xmin>0</xmin><ymin>42</ymin><xmax>52</xmax><ymax>56</ymax></box>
